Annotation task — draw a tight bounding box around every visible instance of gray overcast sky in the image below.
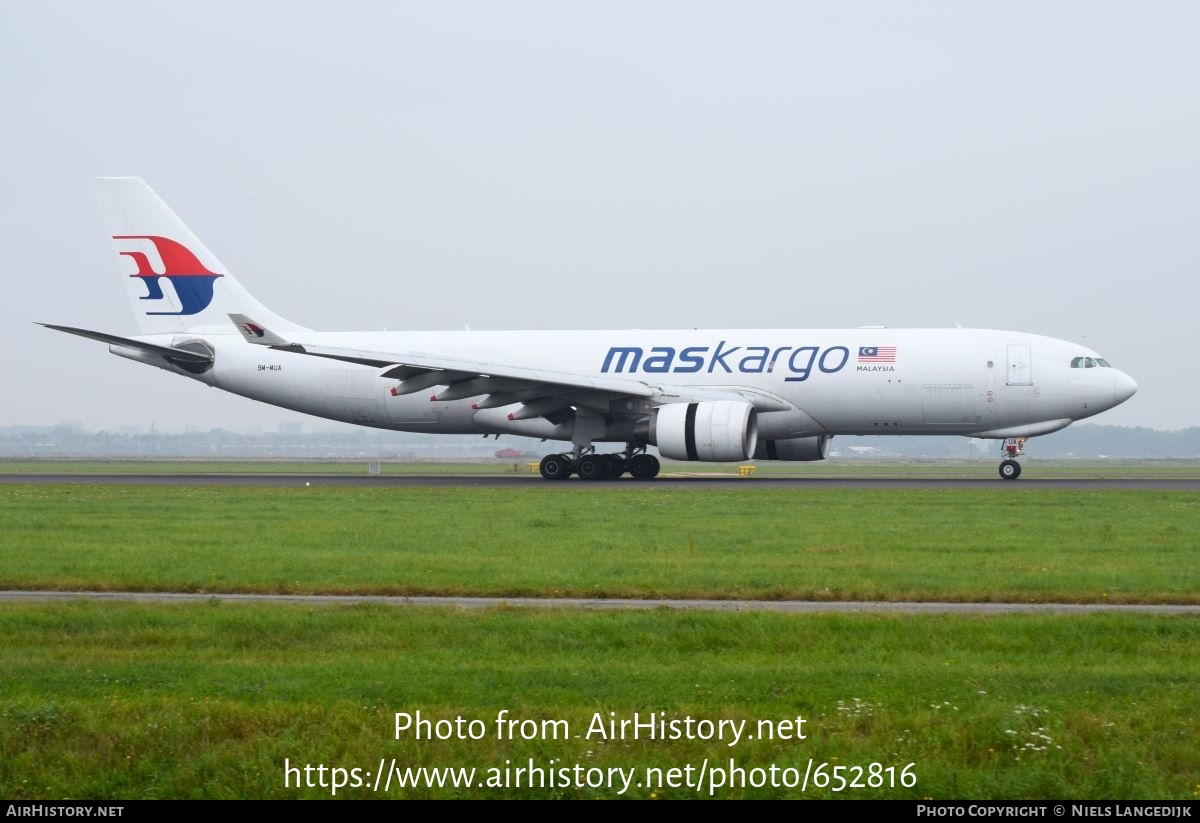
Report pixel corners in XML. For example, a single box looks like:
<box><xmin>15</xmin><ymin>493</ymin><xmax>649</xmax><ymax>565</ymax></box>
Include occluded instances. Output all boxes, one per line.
<box><xmin>2</xmin><ymin>2</ymin><xmax>1196</xmax><ymax>431</ymax></box>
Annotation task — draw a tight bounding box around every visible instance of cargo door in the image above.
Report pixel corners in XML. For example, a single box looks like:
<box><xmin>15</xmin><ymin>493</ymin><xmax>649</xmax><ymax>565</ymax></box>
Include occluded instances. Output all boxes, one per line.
<box><xmin>1006</xmin><ymin>344</ymin><xmax>1032</xmax><ymax>386</ymax></box>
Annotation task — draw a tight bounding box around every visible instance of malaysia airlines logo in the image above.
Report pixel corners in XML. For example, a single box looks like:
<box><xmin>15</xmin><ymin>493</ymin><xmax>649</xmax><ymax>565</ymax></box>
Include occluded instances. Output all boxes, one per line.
<box><xmin>115</xmin><ymin>235</ymin><xmax>223</xmax><ymax>316</ymax></box>
<box><xmin>858</xmin><ymin>346</ymin><xmax>896</xmax><ymax>363</ymax></box>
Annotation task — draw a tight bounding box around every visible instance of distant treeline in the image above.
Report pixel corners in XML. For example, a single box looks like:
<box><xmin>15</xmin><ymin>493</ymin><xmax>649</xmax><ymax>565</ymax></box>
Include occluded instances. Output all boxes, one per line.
<box><xmin>0</xmin><ymin>423</ymin><xmax>1196</xmax><ymax>459</ymax></box>
<box><xmin>1034</xmin><ymin>424</ymin><xmax>1200</xmax><ymax>458</ymax></box>
<box><xmin>0</xmin><ymin>423</ymin><xmax>500</xmax><ymax>459</ymax></box>
<box><xmin>846</xmin><ymin>424</ymin><xmax>1200</xmax><ymax>458</ymax></box>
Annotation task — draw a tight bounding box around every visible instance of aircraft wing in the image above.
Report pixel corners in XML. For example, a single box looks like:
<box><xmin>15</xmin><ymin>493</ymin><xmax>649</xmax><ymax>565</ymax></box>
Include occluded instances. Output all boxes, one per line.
<box><xmin>233</xmin><ymin>315</ymin><xmax>797</xmax><ymax>419</ymax></box>
<box><xmin>292</xmin><ymin>342</ymin><xmax>656</xmax><ymax>397</ymax></box>
<box><xmin>293</xmin><ymin>341</ymin><xmax>783</xmax><ymax>413</ymax></box>
<box><xmin>262</xmin><ymin>339</ymin><xmax>789</xmax><ymax>421</ymax></box>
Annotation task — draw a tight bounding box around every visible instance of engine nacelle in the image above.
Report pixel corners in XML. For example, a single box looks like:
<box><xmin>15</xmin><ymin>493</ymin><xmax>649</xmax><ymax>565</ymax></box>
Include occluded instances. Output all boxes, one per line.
<box><xmin>652</xmin><ymin>401</ymin><xmax>758</xmax><ymax>462</ymax></box>
<box><xmin>754</xmin><ymin>434</ymin><xmax>833</xmax><ymax>461</ymax></box>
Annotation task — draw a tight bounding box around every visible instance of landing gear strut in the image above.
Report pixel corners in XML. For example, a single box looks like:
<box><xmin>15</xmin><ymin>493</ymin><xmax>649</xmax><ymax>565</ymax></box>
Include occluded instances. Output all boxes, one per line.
<box><xmin>998</xmin><ymin>438</ymin><xmax>1025</xmax><ymax>480</ymax></box>
<box><xmin>537</xmin><ymin>443</ymin><xmax>660</xmax><ymax>481</ymax></box>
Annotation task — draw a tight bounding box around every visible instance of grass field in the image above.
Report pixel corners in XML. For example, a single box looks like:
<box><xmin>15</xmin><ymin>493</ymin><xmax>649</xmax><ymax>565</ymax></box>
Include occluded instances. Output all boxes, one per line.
<box><xmin>1</xmin><ymin>602</ymin><xmax>1197</xmax><ymax>799</ymax></box>
<box><xmin>1</xmin><ymin>485</ymin><xmax>1196</xmax><ymax>602</ymax></box>
<box><xmin>2</xmin><ymin>474</ymin><xmax>1198</xmax><ymax>800</ymax></box>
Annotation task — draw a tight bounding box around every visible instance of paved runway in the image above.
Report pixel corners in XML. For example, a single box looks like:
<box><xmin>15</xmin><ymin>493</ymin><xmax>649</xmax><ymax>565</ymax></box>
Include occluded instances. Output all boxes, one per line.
<box><xmin>1</xmin><ymin>473</ymin><xmax>1197</xmax><ymax>489</ymax></box>
<box><xmin>3</xmin><ymin>590</ymin><xmax>1198</xmax><ymax>614</ymax></box>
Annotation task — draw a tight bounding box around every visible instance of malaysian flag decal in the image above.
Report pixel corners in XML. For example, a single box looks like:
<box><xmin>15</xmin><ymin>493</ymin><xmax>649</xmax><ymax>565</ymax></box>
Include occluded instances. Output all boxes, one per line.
<box><xmin>858</xmin><ymin>346</ymin><xmax>896</xmax><ymax>363</ymax></box>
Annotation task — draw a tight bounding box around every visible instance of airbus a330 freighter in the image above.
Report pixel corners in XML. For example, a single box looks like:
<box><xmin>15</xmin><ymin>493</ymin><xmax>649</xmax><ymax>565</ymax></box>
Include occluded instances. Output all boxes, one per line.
<box><xmin>44</xmin><ymin>178</ymin><xmax>1138</xmax><ymax>480</ymax></box>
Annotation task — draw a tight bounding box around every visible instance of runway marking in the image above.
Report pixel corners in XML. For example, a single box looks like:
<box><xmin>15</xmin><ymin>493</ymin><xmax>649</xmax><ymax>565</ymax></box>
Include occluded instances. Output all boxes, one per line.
<box><xmin>2</xmin><ymin>591</ymin><xmax>1198</xmax><ymax>614</ymax></box>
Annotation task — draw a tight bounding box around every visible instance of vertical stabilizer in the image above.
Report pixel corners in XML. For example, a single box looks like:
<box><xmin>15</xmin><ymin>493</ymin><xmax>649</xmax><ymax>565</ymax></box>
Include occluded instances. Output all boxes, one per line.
<box><xmin>93</xmin><ymin>177</ymin><xmax>306</xmax><ymax>335</ymax></box>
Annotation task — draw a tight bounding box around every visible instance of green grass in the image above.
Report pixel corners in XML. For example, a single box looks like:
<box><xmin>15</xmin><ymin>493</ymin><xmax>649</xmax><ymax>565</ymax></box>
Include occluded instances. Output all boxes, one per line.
<box><xmin>4</xmin><ymin>480</ymin><xmax>1198</xmax><ymax>800</ymax></box>
<box><xmin>1</xmin><ymin>602</ymin><xmax>1196</xmax><ymax>799</ymax></box>
<box><xmin>1</xmin><ymin>485</ymin><xmax>1197</xmax><ymax>602</ymax></box>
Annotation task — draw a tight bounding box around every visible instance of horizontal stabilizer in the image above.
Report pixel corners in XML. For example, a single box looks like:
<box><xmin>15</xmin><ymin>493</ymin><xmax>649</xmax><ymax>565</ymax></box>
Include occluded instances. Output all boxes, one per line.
<box><xmin>38</xmin><ymin>323</ymin><xmax>214</xmax><ymax>366</ymax></box>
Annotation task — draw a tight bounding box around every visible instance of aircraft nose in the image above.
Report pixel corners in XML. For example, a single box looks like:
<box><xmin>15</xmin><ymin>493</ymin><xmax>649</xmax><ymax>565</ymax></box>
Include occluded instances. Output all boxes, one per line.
<box><xmin>1113</xmin><ymin>370</ymin><xmax>1138</xmax><ymax>405</ymax></box>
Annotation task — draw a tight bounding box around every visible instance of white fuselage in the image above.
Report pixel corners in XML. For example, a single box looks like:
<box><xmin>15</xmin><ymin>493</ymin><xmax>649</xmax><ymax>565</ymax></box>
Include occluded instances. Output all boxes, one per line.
<box><xmin>124</xmin><ymin>327</ymin><xmax>1137</xmax><ymax>443</ymax></box>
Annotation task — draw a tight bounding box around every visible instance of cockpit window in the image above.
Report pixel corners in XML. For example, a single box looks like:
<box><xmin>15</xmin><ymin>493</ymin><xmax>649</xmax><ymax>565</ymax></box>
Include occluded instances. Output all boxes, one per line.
<box><xmin>1085</xmin><ymin>357</ymin><xmax>1097</xmax><ymax>368</ymax></box>
<box><xmin>1072</xmin><ymin>356</ymin><xmax>1112</xmax><ymax>368</ymax></box>
<box><xmin>1071</xmin><ymin>357</ymin><xmax>1085</xmax><ymax>368</ymax></box>
<box><xmin>1096</xmin><ymin>358</ymin><xmax>1111</xmax><ymax>367</ymax></box>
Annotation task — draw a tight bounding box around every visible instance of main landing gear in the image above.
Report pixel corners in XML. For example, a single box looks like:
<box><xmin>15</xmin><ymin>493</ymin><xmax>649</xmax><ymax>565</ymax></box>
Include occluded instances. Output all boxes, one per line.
<box><xmin>539</xmin><ymin>444</ymin><xmax>661</xmax><ymax>481</ymax></box>
<box><xmin>998</xmin><ymin>437</ymin><xmax>1025</xmax><ymax>480</ymax></box>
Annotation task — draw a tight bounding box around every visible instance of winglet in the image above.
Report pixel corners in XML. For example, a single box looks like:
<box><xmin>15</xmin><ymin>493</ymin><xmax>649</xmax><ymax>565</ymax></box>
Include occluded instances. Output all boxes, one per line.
<box><xmin>230</xmin><ymin>313</ymin><xmax>293</xmax><ymax>346</ymax></box>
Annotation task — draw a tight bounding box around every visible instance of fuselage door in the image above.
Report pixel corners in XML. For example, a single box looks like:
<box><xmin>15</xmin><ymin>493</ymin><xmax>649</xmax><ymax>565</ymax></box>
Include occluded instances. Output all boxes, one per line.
<box><xmin>1006</xmin><ymin>344</ymin><xmax>1032</xmax><ymax>386</ymax></box>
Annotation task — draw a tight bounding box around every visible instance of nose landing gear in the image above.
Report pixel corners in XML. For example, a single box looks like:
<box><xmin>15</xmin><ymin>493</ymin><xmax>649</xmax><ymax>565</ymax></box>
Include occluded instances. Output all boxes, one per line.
<box><xmin>999</xmin><ymin>438</ymin><xmax>1025</xmax><ymax>480</ymax></box>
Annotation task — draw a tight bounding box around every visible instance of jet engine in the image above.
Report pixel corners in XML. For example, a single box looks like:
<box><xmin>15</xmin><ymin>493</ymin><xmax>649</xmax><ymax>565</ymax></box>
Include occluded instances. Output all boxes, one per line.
<box><xmin>753</xmin><ymin>434</ymin><xmax>833</xmax><ymax>461</ymax></box>
<box><xmin>652</xmin><ymin>401</ymin><xmax>758</xmax><ymax>461</ymax></box>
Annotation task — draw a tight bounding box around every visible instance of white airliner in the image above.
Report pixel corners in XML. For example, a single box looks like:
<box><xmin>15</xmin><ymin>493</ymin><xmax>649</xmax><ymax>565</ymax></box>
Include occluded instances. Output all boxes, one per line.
<box><xmin>44</xmin><ymin>178</ymin><xmax>1137</xmax><ymax>480</ymax></box>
